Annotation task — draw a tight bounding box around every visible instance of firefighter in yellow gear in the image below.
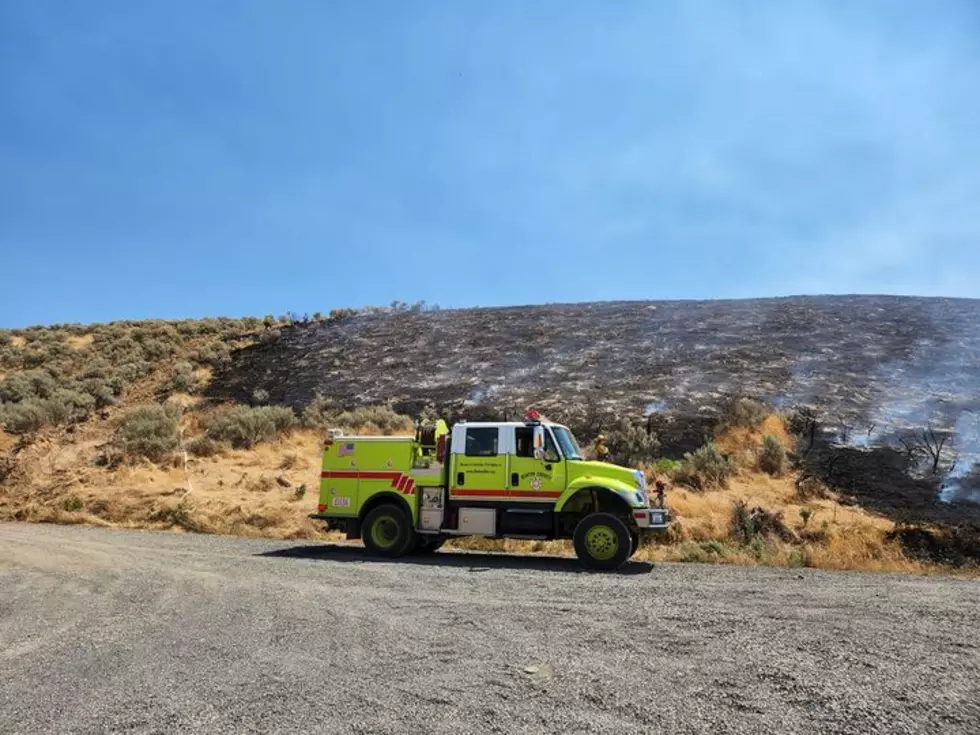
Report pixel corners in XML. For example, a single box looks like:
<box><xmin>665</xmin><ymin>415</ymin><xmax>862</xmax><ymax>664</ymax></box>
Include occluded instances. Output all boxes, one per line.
<box><xmin>594</xmin><ymin>434</ymin><xmax>610</xmax><ymax>462</ymax></box>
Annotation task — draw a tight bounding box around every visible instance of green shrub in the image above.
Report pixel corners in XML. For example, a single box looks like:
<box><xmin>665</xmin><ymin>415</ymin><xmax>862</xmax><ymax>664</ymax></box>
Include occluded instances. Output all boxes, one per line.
<box><xmin>604</xmin><ymin>418</ymin><xmax>661</xmax><ymax>466</ymax></box>
<box><xmin>294</xmin><ymin>484</ymin><xmax>307</xmax><ymax>501</ymax></box>
<box><xmin>169</xmin><ymin>361</ymin><xmax>198</xmax><ymax>393</ymax></box>
<box><xmin>114</xmin><ymin>404</ymin><xmax>181</xmax><ymax>462</ymax></box>
<box><xmin>62</xmin><ymin>496</ymin><xmax>84</xmax><ymax>512</ymax></box>
<box><xmin>140</xmin><ymin>339</ymin><xmax>174</xmax><ymax>361</ymax></box>
<box><xmin>700</xmin><ymin>539</ymin><xmax>729</xmax><ymax>557</ymax></box>
<box><xmin>650</xmin><ymin>458</ymin><xmax>683</xmax><ymax>475</ymax></box>
<box><xmin>787</xmin><ymin>548</ymin><xmax>813</xmax><ymax>568</ymax></box>
<box><xmin>1</xmin><ymin>401</ymin><xmax>47</xmax><ymax>434</ymax></box>
<box><xmin>204</xmin><ymin>405</ymin><xmax>297</xmax><ymax>448</ymax></box>
<box><xmin>0</xmin><ymin>390</ymin><xmax>93</xmax><ymax>433</ymax></box>
<box><xmin>118</xmin><ymin>361</ymin><xmax>152</xmax><ymax>384</ymax></box>
<box><xmin>674</xmin><ymin>442</ymin><xmax>734</xmax><ymax>490</ymax></box>
<box><xmin>81</xmin><ymin>378</ymin><xmax>117</xmax><ymax>409</ymax></box>
<box><xmin>333</xmin><ymin>406</ymin><xmax>410</xmax><ymax>434</ymax></box>
<box><xmin>186</xmin><ymin>436</ymin><xmax>221</xmax><ymax>457</ymax></box>
<box><xmin>759</xmin><ymin>434</ymin><xmax>787</xmax><ymax>476</ymax></box>
<box><xmin>302</xmin><ymin>398</ymin><xmax>410</xmax><ymax>435</ymax></box>
<box><xmin>0</xmin><ymin>370</ymin><xmax>59</xmax><ymax>402</ymax></box>
<box><xmin>301</xmin><ymin>395</ymin><xmax>341</xmax><ymax>429</ymax></box>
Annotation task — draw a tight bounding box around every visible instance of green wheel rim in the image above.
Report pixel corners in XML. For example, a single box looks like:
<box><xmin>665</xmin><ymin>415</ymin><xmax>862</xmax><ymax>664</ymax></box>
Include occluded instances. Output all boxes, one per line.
<box><xmin>584</xmin><ymin>525</ymin><xmax>619</xmax><ymax>561</ymax></box>
<box><xmin>370</xmin><ymin>515</ymin><xmax>399</xmax><ymax>549</ymax></box>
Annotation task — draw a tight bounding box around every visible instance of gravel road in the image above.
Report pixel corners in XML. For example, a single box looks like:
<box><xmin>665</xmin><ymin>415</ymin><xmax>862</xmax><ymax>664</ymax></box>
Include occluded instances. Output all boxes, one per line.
<box><xmin>1</xmin><ymin>523</ymin><xmax>978</xmax><ymax>734</ymax></box>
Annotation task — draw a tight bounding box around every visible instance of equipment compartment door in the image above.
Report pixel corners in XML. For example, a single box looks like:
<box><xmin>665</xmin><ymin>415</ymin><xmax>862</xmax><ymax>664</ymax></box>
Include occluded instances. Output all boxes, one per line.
<box><xmin>449</xmin><ymin>426</ymin><xmax>508</xmax><ymax>502</ymax></box>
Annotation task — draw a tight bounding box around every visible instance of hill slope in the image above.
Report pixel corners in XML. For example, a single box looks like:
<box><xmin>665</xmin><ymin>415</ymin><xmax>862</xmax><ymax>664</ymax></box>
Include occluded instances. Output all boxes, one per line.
<box><xmin>212</xmin><ymin>295</ymin><xmax>980</xmax><ymax>503</ymax></box>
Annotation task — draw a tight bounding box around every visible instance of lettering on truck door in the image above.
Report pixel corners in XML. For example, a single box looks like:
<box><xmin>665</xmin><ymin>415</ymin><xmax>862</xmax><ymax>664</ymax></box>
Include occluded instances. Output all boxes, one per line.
<box><xmin>450</xmin><ymin>426</ymin><xmax>508</xmax><ymax>501</ymax></box>
<box><xmin>509</xmin><ymin>426</ymin><xmax>566</xmax><ymax>501</ymax></box>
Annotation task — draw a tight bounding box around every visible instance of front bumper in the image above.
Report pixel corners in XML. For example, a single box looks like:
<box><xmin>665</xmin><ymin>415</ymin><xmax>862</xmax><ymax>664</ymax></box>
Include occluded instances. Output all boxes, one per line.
<box><xmin>632</xmin><ymin>507</ymin><xmax>671</xmax><ymax>530</ymax></box>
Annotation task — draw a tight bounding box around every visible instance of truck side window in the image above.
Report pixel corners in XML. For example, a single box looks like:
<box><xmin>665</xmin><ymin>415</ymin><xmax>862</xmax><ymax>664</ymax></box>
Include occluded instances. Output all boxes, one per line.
<box><xmin>515</xmin><ymin>427</ymin><xmax>534</xmax><ymax>457</ymax></box>
<box><xmin>543</xmin><ymin>430</ymin><xmax>561</xmax><ymax>463</ymax></box>
<box><xmin>515</xmin><ymin>426</ymin><xmax>560</xmax><ymax>462</ymax></box>
<box><xmin>464</xmin><ymin>427</ymin><xmax>499</xmax><ymax>457</ymax></box>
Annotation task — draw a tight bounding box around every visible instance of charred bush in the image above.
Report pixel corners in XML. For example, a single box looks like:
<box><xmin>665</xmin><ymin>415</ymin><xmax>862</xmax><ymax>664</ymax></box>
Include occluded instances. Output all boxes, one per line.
<box><xmin>729</xmin><ymin>500</ymin><xmax>796</xmax><ymax>544</ymax></box>
<box><xmin>885</xmin><ymin>524</ymin><xmax>980</xmax><ymax>567</ymax></box>
<box><xmin>645</xmin><ymin>412</ymin><xmax>716</xmax><ymax>458</ymax></box>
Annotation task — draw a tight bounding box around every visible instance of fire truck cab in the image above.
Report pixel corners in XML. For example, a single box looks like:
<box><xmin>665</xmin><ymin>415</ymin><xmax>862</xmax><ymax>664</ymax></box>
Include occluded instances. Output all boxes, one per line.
<box><xmin>312</xmin><ymin>411</ymin><xmax>670</xmax><ymax>570</ymax></box>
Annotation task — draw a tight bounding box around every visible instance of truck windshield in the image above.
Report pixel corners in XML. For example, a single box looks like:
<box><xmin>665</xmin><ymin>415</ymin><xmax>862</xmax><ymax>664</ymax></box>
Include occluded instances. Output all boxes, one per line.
<box><xmin>552</xmin><ymin>426</ymin><xmax>583</xmax><ymax>460</ymax></box>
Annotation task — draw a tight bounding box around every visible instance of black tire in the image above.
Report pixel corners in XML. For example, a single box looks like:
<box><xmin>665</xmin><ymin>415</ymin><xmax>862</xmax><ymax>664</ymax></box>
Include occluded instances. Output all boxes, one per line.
<box><xmin>629</xmin><ymin>530</ymin><xmax>641</xmax><ymax>558</ymax></box>
<box><xmin>573</xmin><ymin>512</ymin><xmax>632</xmax><ymax>571</ymax></box>
<box><xmin>412</xmin><ymin>535</ymin><xmax>446</xmax><ymax>554</ymax></box>
<box><xmin>362</xmin><ymin>503</ymin><xmax>415</xmax><ymax>557</ymax></box>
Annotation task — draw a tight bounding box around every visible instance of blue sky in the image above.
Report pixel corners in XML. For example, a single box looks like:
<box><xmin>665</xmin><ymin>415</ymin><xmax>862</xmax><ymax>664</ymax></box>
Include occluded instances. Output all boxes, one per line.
<box><xmin>1</xmin><ymin>1</ymin><xmax>978</xmax><ymax>327</ymax></box>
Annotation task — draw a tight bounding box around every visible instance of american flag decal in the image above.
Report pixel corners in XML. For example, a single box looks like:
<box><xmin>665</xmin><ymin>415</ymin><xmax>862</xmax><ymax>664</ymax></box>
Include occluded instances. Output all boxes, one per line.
<box><xmin>337</xmin><ymin>443</ymin><xmax>355</xmax><ymax>457</ymax></box>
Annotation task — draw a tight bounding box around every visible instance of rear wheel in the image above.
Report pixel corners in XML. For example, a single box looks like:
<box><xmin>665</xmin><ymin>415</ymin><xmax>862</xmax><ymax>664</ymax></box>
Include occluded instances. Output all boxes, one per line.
<box><xmin>362</xmin><ymin>504</ymin><xmax>415</xmax><ymax>557</ymax></box>
<box><xmin>573</xmin><ymin>512</ymin><xmax>632</xmax><ymax>571</ymax></box>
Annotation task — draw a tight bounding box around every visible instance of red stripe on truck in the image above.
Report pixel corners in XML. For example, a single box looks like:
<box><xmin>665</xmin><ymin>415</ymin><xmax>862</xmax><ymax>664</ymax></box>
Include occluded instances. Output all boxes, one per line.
<box><xmin>450</xmin><ymin>489</ymin><xmax>561</xmax><ymax>499</ymax></box>
<box><xmin>509</xmin><ymin>490</ymin><xmax>562</xmax><ymax>499</ymax></box>
<box><xmin>322</xmin><ymin>470</ymin><xmax>415</xmax><ymax>494</ymax></box>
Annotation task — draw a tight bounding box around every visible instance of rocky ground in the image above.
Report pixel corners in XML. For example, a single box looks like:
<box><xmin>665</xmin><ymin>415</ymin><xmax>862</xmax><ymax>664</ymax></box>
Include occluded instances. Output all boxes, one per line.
<box><xmin>2</xmin><ymin>523</ymin><xmax>978</xmax><ymax>734</ymax></box>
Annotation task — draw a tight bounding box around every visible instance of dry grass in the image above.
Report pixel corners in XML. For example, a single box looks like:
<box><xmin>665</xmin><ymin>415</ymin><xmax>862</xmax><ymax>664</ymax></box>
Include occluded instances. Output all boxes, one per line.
<box><xmin>0</xmin><ymin>425</ymin><xmax>327</xmax><ymax>541</ymax></box>
<box><xmin>639</xmin><ymin>474</ymin><xmax>926</xmax><ymax>572</ymax></box>
<box><xmin>715</xmin><ymin>413</ymin><xmax>793</xmax><ymax>466</ymax></box>
<box><xmin>9</xmin><ymin>335</ymin><xmax>26</xmax><ymax>348</ymax></box>
<box><xmin>193</xmin><ymin>366</ymin><xmax>213</xmax><ymax>388</ymax></box>
<box><xmin>66</xmin><ymin>334</ymin><xmax>94</xmax><ymax>350</ymax></box>
<box><xmin>0</xmin><ymin>410</ymin><xmax>972</xmax><ymax>576</ymax></box>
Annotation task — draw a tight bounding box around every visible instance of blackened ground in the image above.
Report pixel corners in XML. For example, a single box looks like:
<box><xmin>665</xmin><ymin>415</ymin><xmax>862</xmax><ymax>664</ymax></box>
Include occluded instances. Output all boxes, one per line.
<box><xmin>2</xmin><ymin>524</ymin><xmax>978</xmax><ymax>734</ymax></box>
<box><xmin>209</xmin><ymin>296</ymin><xmax>980</xmax><ymax>436</ymax></box>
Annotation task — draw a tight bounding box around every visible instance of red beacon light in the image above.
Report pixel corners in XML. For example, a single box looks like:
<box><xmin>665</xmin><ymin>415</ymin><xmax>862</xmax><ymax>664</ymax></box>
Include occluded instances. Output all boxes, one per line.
<box><xmin>524</xmin><ymin>409</ymin><xmax>542</xmax><ymax>423</ymax></box>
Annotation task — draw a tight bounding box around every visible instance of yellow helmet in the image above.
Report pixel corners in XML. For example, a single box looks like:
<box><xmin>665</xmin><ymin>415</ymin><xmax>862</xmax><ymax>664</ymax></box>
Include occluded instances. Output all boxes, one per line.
<box><xmin>596</xmin><ymin>434</ymin><xmax>606</xmax><ymax>441</ymax></box>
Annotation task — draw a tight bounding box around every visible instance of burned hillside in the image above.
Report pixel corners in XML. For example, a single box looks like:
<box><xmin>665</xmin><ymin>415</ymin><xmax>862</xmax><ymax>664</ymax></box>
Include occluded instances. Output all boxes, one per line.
<box><xmin>210</xmin><ymin>295</ymin><xmax>980</xmax><ymax>508</ymax></box>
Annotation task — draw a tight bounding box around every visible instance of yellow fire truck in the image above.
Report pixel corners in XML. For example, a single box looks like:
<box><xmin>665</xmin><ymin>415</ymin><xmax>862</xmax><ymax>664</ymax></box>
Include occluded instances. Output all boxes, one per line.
<box><xmin>311</xmin><ymin>410</ymin><xmax>670</xmax><ymax>570</ymax></box>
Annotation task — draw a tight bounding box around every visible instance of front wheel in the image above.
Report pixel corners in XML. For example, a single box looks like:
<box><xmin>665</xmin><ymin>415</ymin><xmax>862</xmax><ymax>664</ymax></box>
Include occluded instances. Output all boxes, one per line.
<box><xmin>362</xmin><ymin>504</ymin><xmax>416</xmax><ymax>557</ymax></box>
<box><xmin>573</xmin><ymin>513</ymin><xmax>632</xmax><ymax>571</ymax></box>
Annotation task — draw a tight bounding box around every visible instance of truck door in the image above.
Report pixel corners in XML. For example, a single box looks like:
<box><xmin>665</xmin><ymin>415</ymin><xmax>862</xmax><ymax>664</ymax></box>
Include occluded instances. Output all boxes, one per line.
<box><xmin>508</xmin><ymin>426</ymin><xmax>566</xmax><ymax>502</ymax></box>
<box><xmin>449</xmin><ymin>425</ymin><xmax>508</xmax><ymax>501</ymax></box>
